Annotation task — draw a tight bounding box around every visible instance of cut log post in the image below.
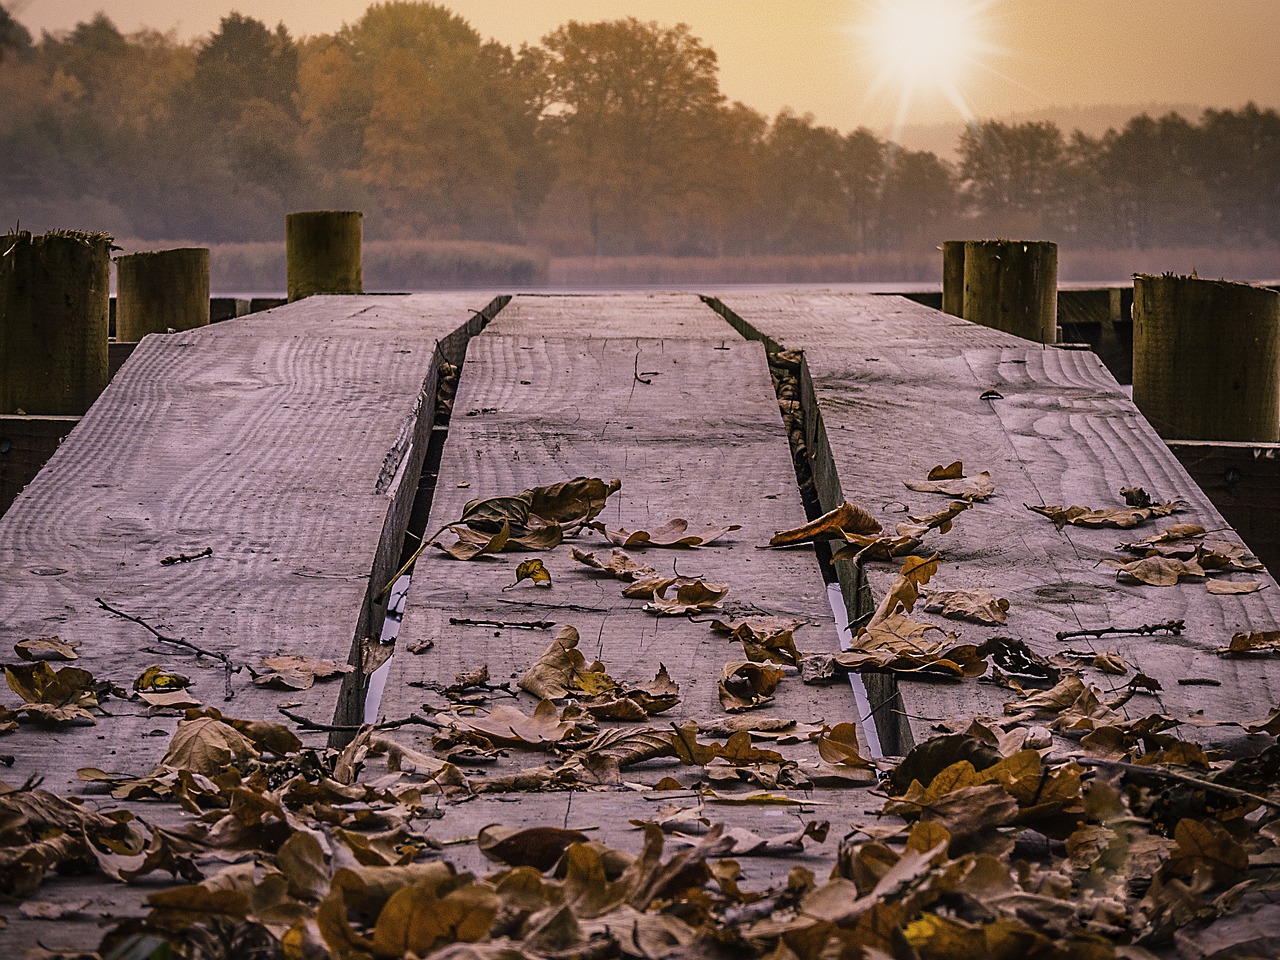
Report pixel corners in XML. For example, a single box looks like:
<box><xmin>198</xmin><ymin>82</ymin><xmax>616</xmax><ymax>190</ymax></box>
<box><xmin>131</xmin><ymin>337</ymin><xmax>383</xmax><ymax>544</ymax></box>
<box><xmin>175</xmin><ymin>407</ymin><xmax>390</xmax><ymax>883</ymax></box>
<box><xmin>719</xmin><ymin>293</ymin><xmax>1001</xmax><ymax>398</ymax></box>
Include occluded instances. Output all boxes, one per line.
<box><xmin>962</xmin><ymin>239</ymin><xmax>1058</xmax><ymax>343</ymax></box>
<box><xmin>286</xmin><ymin>211</ymin><xmax>362</xmax><ymax>302</ymax></box>
<box><xmin>115</xmin><ymin>247</ymin><xmax>210</xmax><ymax>342</ymax></box>
<box><xmin>941</xmin><ymin>240</ymin><xmax>966</xmax><ymax>317</ymax></box>
<box><xmin>0</xmin><ymin>230</ymin><xmax>110</xmax><ymax>416</ymax></box>
<box><xmin>1133</xmin><ymin>275</ymin><xmax>1280</xmax><ymax>442</ymax></box>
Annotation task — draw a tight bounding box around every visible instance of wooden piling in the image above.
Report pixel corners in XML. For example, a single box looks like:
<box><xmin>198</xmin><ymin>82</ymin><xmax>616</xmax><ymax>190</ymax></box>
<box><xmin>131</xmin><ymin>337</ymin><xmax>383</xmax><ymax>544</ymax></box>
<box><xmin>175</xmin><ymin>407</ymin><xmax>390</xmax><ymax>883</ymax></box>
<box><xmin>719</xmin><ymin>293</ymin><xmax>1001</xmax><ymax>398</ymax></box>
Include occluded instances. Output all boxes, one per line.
<box><xmin>286</xmin><ymin>211</ymin><xmax>363</xmax><ymax>302</ymax></box>
<box><xmin>115</xmin><ymin>247</ymin><xmax>210</xmax><ymax>342</ymax></box>
<box><xmin>1133</xmin><ymin>275</ymin><xmax>1280</xmax><ymax>442</ymax></box>
<box><xmin>962</xmin><ymin>239</ymin><xmax>1058</xmax><ymax>343</ymax></box>
<box><xmin>941</xmin><ymin>240</ymin><xmax>965</xmax><ymax>317</ymax></box>
<box><xmin>0</xmin><ymin>230</ymin><xmax>110</xmax><ymax>416</ymax></box>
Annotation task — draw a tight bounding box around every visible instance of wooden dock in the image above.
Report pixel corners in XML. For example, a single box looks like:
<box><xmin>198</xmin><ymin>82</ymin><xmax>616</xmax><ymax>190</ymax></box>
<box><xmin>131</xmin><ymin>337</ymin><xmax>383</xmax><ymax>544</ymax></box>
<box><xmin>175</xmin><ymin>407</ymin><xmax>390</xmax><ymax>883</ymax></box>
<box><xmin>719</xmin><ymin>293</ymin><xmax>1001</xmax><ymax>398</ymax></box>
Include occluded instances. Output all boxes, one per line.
<box><xmin>1</xmin><ymin>290</ymin><xmax>1278</xmax><ymax>953</ymax></box>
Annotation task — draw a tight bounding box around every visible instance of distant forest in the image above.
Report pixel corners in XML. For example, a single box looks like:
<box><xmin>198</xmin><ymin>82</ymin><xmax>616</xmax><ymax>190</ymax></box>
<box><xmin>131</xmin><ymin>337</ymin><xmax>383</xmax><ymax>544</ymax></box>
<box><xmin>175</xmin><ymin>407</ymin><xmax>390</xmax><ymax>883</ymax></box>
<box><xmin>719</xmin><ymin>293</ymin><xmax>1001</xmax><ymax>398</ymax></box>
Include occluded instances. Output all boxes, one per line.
<box><xmin>2</xmin><ymin>2</ymin><xmax>1278</xmax><ymax>258</ymax></box>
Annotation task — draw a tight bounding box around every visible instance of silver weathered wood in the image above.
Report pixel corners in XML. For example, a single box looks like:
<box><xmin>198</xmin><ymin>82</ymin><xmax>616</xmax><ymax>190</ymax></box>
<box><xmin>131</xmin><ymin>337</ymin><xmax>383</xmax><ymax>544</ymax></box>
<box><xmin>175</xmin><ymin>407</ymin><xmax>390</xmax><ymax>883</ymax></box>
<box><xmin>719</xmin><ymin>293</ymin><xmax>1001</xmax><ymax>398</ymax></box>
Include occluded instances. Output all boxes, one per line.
<box><xmin>487</xmin><ymin>292</ymin><xmax>735</xmax><ymax>339</ymax></box>
<box><xmin>716</xmin><ymin>292</ymin><xmax>1280</xmax><ymax>753</ymax></box>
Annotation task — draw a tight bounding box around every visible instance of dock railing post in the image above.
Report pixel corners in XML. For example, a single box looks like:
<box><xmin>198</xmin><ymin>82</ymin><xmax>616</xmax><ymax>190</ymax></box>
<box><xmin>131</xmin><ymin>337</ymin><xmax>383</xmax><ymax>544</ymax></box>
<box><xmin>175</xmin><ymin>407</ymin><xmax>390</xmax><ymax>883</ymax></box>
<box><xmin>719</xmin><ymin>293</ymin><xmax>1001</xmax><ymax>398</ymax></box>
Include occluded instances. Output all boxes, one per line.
<box><xmin>0</xmin><ymin>230</ymin><xmax>110</xmax><ymax>415</ymax></box>
<box><xmin>941</xmin><ymin>240</ymin><xmax>966</xmax><ymax>317</ymax></box>
<box><xmin>115</xmin><ymin>247</ymin><xmax>210</xmax><ymax>341</ymax></box>
<box><xmin>286</xmin><ymin>210</ymin><xmax>363</xmax><ymax>302</ymax></box>
<box><xmin>962</xmin><ymin>239</ymin><xmax>1058</xmax><ymax>343</ymax></box>
<box><xmin>1133</xmin><ymin>275</ymin><xmax>1280</xmax><ymax>442</ymax></box>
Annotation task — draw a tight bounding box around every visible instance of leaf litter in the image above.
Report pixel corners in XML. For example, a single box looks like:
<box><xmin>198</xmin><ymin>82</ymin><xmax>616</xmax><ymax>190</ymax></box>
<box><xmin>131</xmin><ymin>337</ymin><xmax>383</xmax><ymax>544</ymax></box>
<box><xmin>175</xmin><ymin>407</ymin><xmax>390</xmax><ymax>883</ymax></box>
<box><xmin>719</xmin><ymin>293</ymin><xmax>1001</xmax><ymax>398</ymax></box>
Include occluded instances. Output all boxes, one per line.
<box><xmin>7</xmin><ymin>464</ymin><xmax>1280</xmax><ymax>960</ymax></box>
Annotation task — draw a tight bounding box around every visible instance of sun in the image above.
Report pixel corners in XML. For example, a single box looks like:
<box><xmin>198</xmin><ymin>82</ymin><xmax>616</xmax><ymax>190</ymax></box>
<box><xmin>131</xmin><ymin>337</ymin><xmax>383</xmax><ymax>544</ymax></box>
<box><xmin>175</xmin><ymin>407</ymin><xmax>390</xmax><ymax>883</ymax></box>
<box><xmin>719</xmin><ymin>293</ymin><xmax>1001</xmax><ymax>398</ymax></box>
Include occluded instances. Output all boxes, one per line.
<box><xmin>853</xmin><ymin>0</ymin><xmax>1002</xmax><ymax>129</ymax></box>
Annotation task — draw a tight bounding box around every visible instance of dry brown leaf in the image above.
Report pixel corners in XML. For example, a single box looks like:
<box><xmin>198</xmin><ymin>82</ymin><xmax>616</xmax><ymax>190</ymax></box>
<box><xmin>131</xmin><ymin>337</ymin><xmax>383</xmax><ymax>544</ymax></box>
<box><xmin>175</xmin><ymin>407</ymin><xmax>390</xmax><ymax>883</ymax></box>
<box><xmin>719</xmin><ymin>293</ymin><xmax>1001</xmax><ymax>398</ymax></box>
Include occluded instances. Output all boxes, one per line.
<box><xmin>1092</xmin><ymin>651</ymin><xmax>1128</xmax><ymax>675</ymax></box>
<box><xmin>519</xmin><ymin>626</ymin><xmax>591</xmax><ymax>700</ymax></box>
<box><xmin>924</xmin><ymin>588</ymin><xmax>1010</xmax><ymax>625</ymax></box>
<box><xmin>901</xmin><ymin>499</ymin><xmax>971</xmax><ymax>537</ymax></box>
<box><xmin>1105</xmin><ymin>556</ymin><xmax>1205</xmax><ymax>586</ymax></box>
<box><xmin>137</xmin><ymin>689</ymin><xmax>203</xmax><ymax>709</ymax></box>
<box><xmin>1206</xmin><ymin>579</ymin><xmax>1264</xmax><ymax>595</ymax></box>
<box><xmin>718</xmin><ymin>621</ymin><xmax>801</xmax><ymax>666</ymax></box>
<box><xmin>718</xmin><ymin>662</ymin><xmax>785</xmax><ymax>712</ymax></box>
<box><xmin>643</xmin><ymin>578</ymin><xmax>729</xmax><ymax>615</ymax></box>
<box><xmin>816</xmin><ymin>723</ymin><xmax>874</xmax><ymax>769</ymax></box>
<box><xmin>4</xmin><ymin>661</ymin><xmax>98</xmax><ymax>724</ymax></box>
<box><xmin>768</xmin><ymin>500</ymin><xmax>881</xmax><ymax>547</ymax></box>
<box><xmin>449</xmin><ymin>700</ymin><xmax>587</xmax><ymax>746</ymax></box>
<box><xmin>836</xmin><ymin>614</ymin><xmax>985</xmax><ymax>679</ymax></box>
<box><xmin>477</xmin><ymin>824</ymin><xmax>588</xmax><ymax>871</ymax></box>
<box><xmin>521</xmin><ymin>477</ymin><xmax>621</xmax><ymax>525</ymax></box>
<box><xmin>868</xmin><ymin>553</ymin><xmax>939</xmax><ymax>625</ymax></box>
<box><xmin>134</xmin><ymin>664</ymin><xmax>191</xmax><ymax>691</ymax></box>
<box><xmin>1119</xmin><ymin>523</ymin><xmax>1207</xmax><ymax>552</ymax></box>
<box><xmin>434</xmin><ymin>520</ymin><xmax>512</xmax><ymax>561</ymax></box>
<box><xmin>592</xmin><ymin>518</ymin><xmax>741</xmax><ymax>548</ymax></box>
<box><xmin>1219</xmin><ymin>631</ymin><xmax>1280</xmax><ymax>656</ymax></box>
<box><xmin>14</xmin><ymin>636</ymin><xmax>80</xmax><ymax>662</ymax></box>
<box><xmin>905</xmin><ymin>466</ymin><xmax>994</xmax><ymax>501</ymax></box>
<box><xmin>253</xmin><ymin>655</ymin><xmax>354</xmax><ymax>691</ymax></box>
<box><xmin>508</xmin><ymin>558</ymin><xmax>552</xmax><ymax>589</ymax></box>
<box><xmin>1029</xmin><ymin>500</ymin><xmax>1183</xmax><ymax>530</ymax></box>
<box><xmin>161</xmin><ymin>716</ymin><xmax>259</xmax><ymax>774</ymax></box>
<box><xmin>570</xmin><ymin>547</ymin><xmax>656</xmax><ymax>582</ymax></box>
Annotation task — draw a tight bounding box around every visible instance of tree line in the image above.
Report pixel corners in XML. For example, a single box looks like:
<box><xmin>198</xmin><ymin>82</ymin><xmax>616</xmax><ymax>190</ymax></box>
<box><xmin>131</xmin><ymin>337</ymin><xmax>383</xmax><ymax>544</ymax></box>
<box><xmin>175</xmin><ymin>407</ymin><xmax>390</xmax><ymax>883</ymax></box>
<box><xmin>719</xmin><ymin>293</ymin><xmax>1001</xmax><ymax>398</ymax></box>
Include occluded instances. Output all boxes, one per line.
<box><xmin>2</xmin><ymin>3</ymin><xmax>1277</xmax><ymax>255</ymax></box>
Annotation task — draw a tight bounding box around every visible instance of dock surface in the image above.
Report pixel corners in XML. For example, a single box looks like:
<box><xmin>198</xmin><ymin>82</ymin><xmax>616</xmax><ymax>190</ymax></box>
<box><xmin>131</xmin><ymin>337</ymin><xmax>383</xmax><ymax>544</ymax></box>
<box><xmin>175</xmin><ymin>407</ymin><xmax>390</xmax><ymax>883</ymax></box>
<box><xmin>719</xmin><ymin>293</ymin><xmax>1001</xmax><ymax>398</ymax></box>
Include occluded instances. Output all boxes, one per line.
<box><xmin>1</xmin><ymin>290</ymin><xmax>1277</xmax><ymax>954</ymax></box>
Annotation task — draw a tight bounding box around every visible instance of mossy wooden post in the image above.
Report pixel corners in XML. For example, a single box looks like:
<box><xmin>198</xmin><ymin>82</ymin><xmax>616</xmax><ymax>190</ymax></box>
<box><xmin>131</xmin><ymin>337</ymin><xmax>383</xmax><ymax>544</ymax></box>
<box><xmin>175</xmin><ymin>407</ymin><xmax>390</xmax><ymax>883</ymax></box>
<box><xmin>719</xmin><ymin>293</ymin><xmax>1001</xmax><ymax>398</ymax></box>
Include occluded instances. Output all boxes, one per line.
<box><xmin>1133</xmin><ymin>275</ymin><xmax>1280</xmax><ymax>442</ymax></box>
<box><xmin>962</xmin><ymin>239</ymin><xmax>1058</xmax><ymax>343</ymax></box>
<box><xmin>115</xmin><ymin>247</ymin><xmax>210</xmax><ymax>341</ymax></box>
<box><xmin>0</xmin><ymin>231</ymin><xmax>110</xmax><ymax>416</ymax></box>
<box><xmin>287</xmin><ymin>211</ymin><xmax>362</xmax><ymax>302</ymax></box>
<box><xmin>941</xmin><ymin>240</ymin><xmax>966</xmax><ymax>317</ymax></box>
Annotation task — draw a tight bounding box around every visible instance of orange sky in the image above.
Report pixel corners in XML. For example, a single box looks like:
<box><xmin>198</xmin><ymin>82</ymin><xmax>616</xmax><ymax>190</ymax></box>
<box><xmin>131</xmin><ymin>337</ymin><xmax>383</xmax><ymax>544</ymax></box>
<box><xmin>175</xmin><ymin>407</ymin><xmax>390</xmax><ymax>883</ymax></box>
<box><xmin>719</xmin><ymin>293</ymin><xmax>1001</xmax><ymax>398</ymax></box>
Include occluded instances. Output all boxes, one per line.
<box><xmin>16</xmin><ymin>0</ymin><xmax>1280</xmax><ymax>136</ymax></box>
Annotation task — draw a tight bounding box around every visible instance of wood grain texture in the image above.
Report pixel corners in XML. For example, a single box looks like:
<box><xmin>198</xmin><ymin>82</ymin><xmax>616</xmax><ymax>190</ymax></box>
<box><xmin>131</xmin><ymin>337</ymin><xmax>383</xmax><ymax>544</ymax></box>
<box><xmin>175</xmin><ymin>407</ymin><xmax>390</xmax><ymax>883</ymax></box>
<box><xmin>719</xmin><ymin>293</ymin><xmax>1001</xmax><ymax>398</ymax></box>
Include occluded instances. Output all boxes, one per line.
<box><xmin>380</xmin><ymin>322</ymin><xmax>885</xmax><ymax>874</ymax></box>
<box><xmin>0</xmin><ymin>294</ymin><xmax>500</xmax><ymax>795</ymax></box>
<box><xmin>707</xmin><ymin>291</ymin><xmax>1033</xmax><ymax>354</ymax></box>
<box><xmin>486</xmin><ymin>292</ymin><xmax>738</xmax><ymax>339</ymax></box>
<box><xmin>717</xmin><ymin>293</ymin><xmax>1280</xmax><ymax>754</ymax></box>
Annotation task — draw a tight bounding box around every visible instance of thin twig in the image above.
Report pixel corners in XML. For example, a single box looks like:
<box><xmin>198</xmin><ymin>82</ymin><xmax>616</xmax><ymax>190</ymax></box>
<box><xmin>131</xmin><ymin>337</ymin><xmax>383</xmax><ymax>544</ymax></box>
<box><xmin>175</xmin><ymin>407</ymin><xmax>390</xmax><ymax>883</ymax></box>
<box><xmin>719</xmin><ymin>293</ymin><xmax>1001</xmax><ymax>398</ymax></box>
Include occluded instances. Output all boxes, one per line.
<box><xmin>277</xmin><ymin>704</ymin><xmax>444</xmax><ymax>732</ymax></box>
<box><xmin>449</xmin><ymin>617</ymin><xmax>555</xmax><ymax>630</ymax></box>
<box><xmin>634</xmin><ymin>353</ymin><xmax>652</xmax><ymax>385</ymax></box>
<box><xmin>96</xmin><ymin>597</ymin><xmax>236</xmax><ymax>700</ymax></box>
<box><xmin>495</xmin><ymin>598</ymin><xmax>610</xmax><ymax>613</ymax></box>
<box><xmin>1077</xmin><ymin>757</ymin><xmax>1280</xmax><ymax>811</ymax></box>
<box><xmin>161</xmin><ymin>547</ymin><xmax>213</xmax><ymax>566</ymax></box>
<box><xmin>1056</xmin><ymin>620</ymin><xmax>1184</xmax><ymax>642</ymax></box>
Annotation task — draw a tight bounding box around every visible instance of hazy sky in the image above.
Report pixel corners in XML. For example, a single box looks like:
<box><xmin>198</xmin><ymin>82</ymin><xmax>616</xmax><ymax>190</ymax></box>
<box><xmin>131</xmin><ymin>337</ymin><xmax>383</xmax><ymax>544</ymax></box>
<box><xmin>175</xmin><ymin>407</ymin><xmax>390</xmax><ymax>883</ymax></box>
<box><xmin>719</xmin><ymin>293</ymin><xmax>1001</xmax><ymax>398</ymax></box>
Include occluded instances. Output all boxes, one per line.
<box><xmin>14</xmin><ymin>0</ymin><xmax>1280</xmax><ymax>135</ymax></box>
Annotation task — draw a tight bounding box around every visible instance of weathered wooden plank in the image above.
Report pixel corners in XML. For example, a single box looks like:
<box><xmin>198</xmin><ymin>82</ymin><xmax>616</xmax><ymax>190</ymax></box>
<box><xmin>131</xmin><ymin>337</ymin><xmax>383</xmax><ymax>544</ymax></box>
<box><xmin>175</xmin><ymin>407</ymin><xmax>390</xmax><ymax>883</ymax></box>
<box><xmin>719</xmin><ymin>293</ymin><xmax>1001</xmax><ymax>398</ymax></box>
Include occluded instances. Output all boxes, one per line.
<box><xmin>378</xmin><ymin>324</ymin><xmax>884</xmax><ymax>885</ymax></box>
<box><xmin>487</xmin><ymin>292</ymin><xmax>737</xmax><ymax>339</ymax></box>
<box><xmin>716</xmin><ymin>293</ymin><xmax>1280</xmax><ymax>754</ymax></box>
<box><xmin>0</xmin><ymin>294</ymin><xmax>502</xmax><ymax>796</ymax></box>
<box><xmin>705</xmin><ymin>291</ymin><xmax>1032</xmax><ymax>353</ymax></box>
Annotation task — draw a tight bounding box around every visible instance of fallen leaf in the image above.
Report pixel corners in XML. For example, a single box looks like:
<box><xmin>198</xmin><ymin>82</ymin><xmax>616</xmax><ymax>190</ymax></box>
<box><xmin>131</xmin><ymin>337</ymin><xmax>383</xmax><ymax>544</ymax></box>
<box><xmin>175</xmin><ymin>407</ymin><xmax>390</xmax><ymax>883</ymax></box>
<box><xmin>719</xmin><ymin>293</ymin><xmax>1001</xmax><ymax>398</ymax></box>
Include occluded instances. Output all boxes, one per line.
<box><xmin>477</xmin><ymin>825</ymin><xmax>588</xmax><ymax>871</ymax></box>
<box><xmin>254</xmin><ymin>656</ymin><xmax>353</xmax><ymax>691</ymax></box>
<box><xmin>924</xmin><ymin>588</ymin><xmax>1009</xmax><ymax>625</ymax></box>
<box><xmin>1219</xmin><ymin>631</ymin><xmax>1280</xmax><ymax>656</ymax></box>
<box><xmin>134</xmin><ymin>664</ymin><xmax>192</xmax><ymax>692</ymax></box>
<box><xmin>643</xmin><ymin>578</ymin><xmax>729</xmax><ymax>615</ymax></box>
<box><xmin>570</xmin><ymin>547</ymin><xmax>656</xmax><ymax>582</ymax></box>
<box><xmin>979</xmin><ymin>637</ymin><xmax>1060</xmax><ymax>687</ymax></box>
<box><xmin>816</xmin><ymin>723</ymin><xmax>873</xmax><ymax>769</ymax></box>
<box><xmin>1206</xmin><ymin>579</ymin><xmax>1264</xmax><ymax>595</ymax></box>
<box><xmin>905</xmin><ymin>466</ymin><xmax>994</xmax><ymax>501</ymax></box>
<box><xmin>507</xmin><ymin>558</ymin><xmax>552</xmax><ymax>589</ymax></box>
<box><xmin>137</xmin><ymin>689</ymin><xmax>203</xmax><ymax>709</ymax></box>
<box><xmin>718</xmin><ymin>662</ymin><xmax>785</xmax><ymax>712</ymax></box>
<box><xmin>769</xmin><ymin>501</ymin><xmax>881</xmax><ymax>547</ymax></box>
<box><xmin>1028</xmin><ymin>500</ymin><xmax>1183</xmax><ymax>529</ymax></box>
<box><xmin>1119</xmin><ymin>523</ymin><xmax>1207</xmax><ymax>552</ymax></box>
<box><xmin>1092</xmin><ymin>651</ymin><xmax>1128</xmax><ymax>675</ymax></box>
<box><xmin>434</xmin><ymin>520</ymin><xmax>512</xmax><ymax>561</ymax></box>
<box><xmin>521</xmin><ymin>477</ymin><xmax>621</xmax><ymax>525</ymax></box>
<box><xmin>161</xmin><ymin>716</ymin><xmax>259</xmax><ymax>774</ymax></box>
<box><xmin>4</xmin><ymin>662</ymin><xmax>98</xmax><ymax>724</ymax></box>
<box><xmin>14</xmin><ymin>637</ymin><xmax>80</xmax><ymax>662</ymax></box>
<box><xmin>449</xmin><ymin>700</ymin><xmax>588</xmax><ymax>746</ymax></box>
<box><xmin>519</xmin><ymin>626</ymin><xmax>593</xmax><ymax>700</ymax></box>
<box><xmin>592</xmin><ymin>518</ymin><xmax>741</xmax><ymax>548</ymax></box>
<box><xmin>1105</xmin><ymin>556</ymin><xmax>1205</xmax><ymax>586</ymax></box>
<box><xmin>718</xmin><ymin>621</ymin><xmax>801</xmax><ymax>666</ymax></box>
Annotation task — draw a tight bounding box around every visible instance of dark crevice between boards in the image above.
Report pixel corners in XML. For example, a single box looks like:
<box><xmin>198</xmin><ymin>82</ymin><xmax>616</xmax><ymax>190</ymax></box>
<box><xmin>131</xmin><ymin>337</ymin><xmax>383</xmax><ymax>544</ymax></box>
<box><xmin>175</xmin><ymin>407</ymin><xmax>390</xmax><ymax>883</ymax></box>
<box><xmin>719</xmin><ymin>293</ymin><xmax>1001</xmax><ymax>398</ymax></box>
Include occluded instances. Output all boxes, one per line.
<box><xmin>329</xmin><ymin>294</ymin><xmax>511</xmax><ymax>747</ymax></box>
<box><xmin>702</xmin><ymin>294</ymin><xmax>905</xmax><ymax>756</ymax></box>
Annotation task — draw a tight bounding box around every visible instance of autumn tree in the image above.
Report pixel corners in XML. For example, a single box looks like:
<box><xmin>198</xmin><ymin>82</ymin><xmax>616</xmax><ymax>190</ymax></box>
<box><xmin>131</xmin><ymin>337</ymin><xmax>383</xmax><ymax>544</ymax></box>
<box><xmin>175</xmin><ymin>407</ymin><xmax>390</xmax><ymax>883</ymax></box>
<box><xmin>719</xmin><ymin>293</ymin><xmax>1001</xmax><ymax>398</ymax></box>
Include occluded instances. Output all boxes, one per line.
<box><xmin>540</xmin><ymin>18</ymin><xmax>728</xmax><ymax>253</ymax></box>
<box><xmin>958</xmin><ymin>120</ymin><xmax>1068</xmax><ymax>233</ymax></box>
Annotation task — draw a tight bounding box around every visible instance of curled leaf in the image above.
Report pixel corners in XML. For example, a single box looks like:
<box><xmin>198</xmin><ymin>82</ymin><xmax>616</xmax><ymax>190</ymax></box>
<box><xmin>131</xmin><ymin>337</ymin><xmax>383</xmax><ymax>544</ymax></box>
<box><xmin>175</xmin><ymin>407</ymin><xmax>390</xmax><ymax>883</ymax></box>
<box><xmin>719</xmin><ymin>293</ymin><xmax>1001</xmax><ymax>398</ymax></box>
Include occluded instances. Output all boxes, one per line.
<box><xmin>1105</xmin><ymin>556</ymin><xmax>1205</xmax><ymax>586</ymax></box>
<box><xmin>134</xmin><ymin>665</ymin><xmax>192</xmax><ymax>692</ymax></box>
<box><xmin>718</xmin><ymin>661</ymin><xmax>785</xmax><ymax>712</ymax></box>
<box><xmin>14</xmin><ymin>636</ymin><xmax>80</xmax><ymax>662</ymax></box>
<box><xmin>768</xmin><ymin>501</ymin><xmax>881</xmax><ymax>547</ymax></box>
<box><xmin>570</xmin><ymin>547</ymin><xmax>656</xmax><ymax>582</ymax></box>
<box><xmin>643</xmin><ymin>578</ymin><xmax>729</xmax><ymax>615</ymax></box>
<box><xmin>905</xmin><ymin>465</ymin><xmax>994</xmax><ymax>501</ymax></box>
<box><xmin>508</xmin><ymin>558</ymin><xmax>553</xmax><ymax>589</ymax></box>
<box><xmin>593</xmin><ymin>518</ymin><xmax>741</xmax><ymax>548</ymax></box>
<box><xmin>924</xmin><ymin>588</ymin><xmax>1010</xmax><ymax>625</ymax></box>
